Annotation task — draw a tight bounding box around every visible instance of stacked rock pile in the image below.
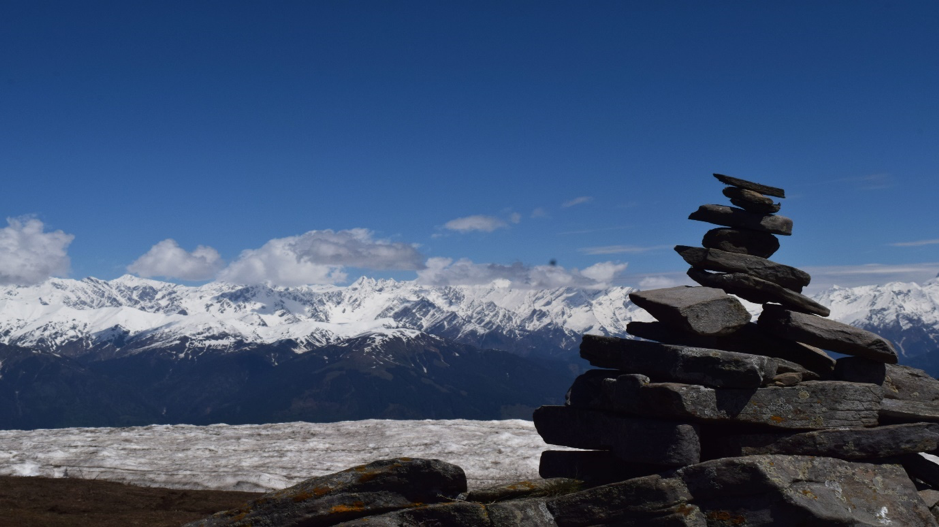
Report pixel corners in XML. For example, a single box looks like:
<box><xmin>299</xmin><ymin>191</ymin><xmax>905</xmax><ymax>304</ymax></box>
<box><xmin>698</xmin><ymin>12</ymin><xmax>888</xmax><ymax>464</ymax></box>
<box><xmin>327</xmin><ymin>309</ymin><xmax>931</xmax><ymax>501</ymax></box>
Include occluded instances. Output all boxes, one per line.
<box><xmin>533</xmin><ymin>174</ymin><xmax>939</xmax><ymax>525</ymax></box>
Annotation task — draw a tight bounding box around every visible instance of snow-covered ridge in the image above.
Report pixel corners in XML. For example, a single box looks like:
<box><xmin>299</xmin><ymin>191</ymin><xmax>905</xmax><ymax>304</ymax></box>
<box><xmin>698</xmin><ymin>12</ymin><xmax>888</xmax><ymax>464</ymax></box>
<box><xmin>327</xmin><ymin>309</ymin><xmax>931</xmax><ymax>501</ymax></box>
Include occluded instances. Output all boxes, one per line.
<box><xmin>0</xmin><ymin>275</ymin><xmax>644</xmax><ymax>358</ymax></box>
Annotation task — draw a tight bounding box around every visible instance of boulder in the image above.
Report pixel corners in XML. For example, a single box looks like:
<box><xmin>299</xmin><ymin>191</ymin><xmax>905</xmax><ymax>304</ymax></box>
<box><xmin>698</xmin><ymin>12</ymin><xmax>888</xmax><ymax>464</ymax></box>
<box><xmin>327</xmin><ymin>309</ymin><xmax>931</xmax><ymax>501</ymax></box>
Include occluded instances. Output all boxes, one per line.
<box><xmin>580</xmin><ymin>335</ymin><xmax>778</xmax><ymax>389</ymax></box>
<box><xmin>759</xmin><ymin>304</ymin><xmax>899</xmax><ymax>363</ymax></box>
<box><xmin>771</xmin><ymin>372</ymin><xmax>803</xmax><ymax>386</ymax></box>
<box><xmin>687</xmin><ymin>268</ymin><xmax>829</xmax><ymax>316</ymax></box>
<box><xmin>628</xmin><ymin>286</ymin><xmax>751</xmax><ymax>336</ymax></box>
<box><xmin>625</xmin><ymin>321</ymin><xmax>835</xmax><ymax>376</ymax></box>
<box><xmin>183</xmin><ymin>458</ymin><xmax>466</xmax><ymax>527</ymax></box>
<box><xmin>713</xmin><ymin>173</ymin><xmax>786</xmax><ymax>198</ymax></box>
<box><xmin>834</xmin><ymin>358</ymin><xmax>939</xmax><ymax>402</ymax></box>
<box><xmin>486</xmin><ymin>499</ymin><xmax>559</xmax><ymax>526</ymax></box>
<box><xmin>539</xmin><ymin>450</ymin><xmax>667</xmax><ymax>486</ymax></box>
<box><xmin>709</xmin><ymin>423</ymin><xmax>939</xmax><ymax>460</ymax></box>
<box><xmin>572</xmin><ymin>375</ymin><xmax>883</xmax><ymax>429</ymax></box>
<box><xmin>675</xmin><ymin>245</ymin><xmax>811</xmax><ymax>292</ymax></box>
<box><xmin>880</xmin><ymin>398</ymin><xmax>939</xmax><ymax>424</ymax></box>
<box><xmin>702</xmin><ymin>228</ymin><xmax>780</xmax><ymax>258</ymax></box>
<box><xmin>533</xmin><ymin>405</ymin><xmax>701</xmax><ymax>466</ymax></box>
<box><xmin>722</xmin><ymin>187</ymin><xmax>781</xmax><ymax>214</ymax></box>
<box><xmin>689</xmin><ymin>204</ymin><xmax>792</xmax><ymax>236</ymax></box>
<box><xmin>334</xmin><ymin>502</ymin><xmax>490</xmax><ymax>526</ymax></box>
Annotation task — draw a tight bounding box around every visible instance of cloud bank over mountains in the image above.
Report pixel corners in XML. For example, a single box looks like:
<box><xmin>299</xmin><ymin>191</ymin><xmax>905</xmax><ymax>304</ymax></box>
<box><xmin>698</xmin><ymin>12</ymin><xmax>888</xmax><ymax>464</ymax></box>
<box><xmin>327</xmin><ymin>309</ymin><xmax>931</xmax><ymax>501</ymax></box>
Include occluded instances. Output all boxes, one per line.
<box><xmin>127</xmin><ymin>239</ymin><xmax>224</xmax><ymax>281</ymax></box>
<box><xmin>0</xmin><ymin>218</ymin><xmax>74</xmax><ymax>286</ymax></box>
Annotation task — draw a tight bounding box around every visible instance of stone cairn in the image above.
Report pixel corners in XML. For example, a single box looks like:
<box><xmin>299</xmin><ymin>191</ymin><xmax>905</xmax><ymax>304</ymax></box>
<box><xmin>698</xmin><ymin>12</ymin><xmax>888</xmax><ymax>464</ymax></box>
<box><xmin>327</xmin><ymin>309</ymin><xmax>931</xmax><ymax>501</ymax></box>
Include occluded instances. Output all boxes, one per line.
<box><xmin>533</xmin><ymin>174</ymin><xmax>939</xmax><ymax>525</ymax></box>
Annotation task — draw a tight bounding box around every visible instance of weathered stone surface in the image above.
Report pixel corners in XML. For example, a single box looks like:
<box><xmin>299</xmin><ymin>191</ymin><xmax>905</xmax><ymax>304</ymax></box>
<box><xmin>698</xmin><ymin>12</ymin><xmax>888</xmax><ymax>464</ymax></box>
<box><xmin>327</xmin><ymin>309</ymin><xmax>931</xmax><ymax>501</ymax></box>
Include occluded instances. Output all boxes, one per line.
<box><xmin>628</xmin><ymin>286</ymin><xmax>751</xmax><ymax>336</ymax></box>
<box><xmin>335</xmin><ymin>501</ymin><xmax>489</xmax><ymax>526</ymax></box>
<box><xmin>546</xmin><ymin>474</ymin><xmax>701</xmax><ymax>527</ymax></box>
<box><xmin>626</xmin><ymin>321</ymin><xmax>835</xmax><ymax>376</ymax></box>
<box><xmin>771</xmin><ymin>372</ymin><xmax>803</xmax><ymax>386</ymax></box>
<box><xmin>580</xmin><ymin>335</ymin><xmax>777</xmax><ymax>388</ymax></box>
<box><xmin>713</xmin><ymin>173</ymin><xmax>786</xmax><ymax>198</ymax></box>
<box><xmin>687</xmin><ymin>268</ymin><xmax>830</xmax><ymax>316</ymax></box>
<box><xmin>581</xmin><ymin>376</ymin><xmax>883</xmax><ymax>429</ymax></box>
<box><xmin>676</xmin><ymin>245</ymin><xmax>811</xmax><ymax>292</ymax></box>
<box><xmin>722</xmin><ymin>187</ymin><xmax>781</xmax><ymax>214</ymax></box>
<box><xmin>184</xmin><ymin>458</ymin><xmax>466</xmax><ymax>527</ymax></box>
<box><xmin>539</xmin><ymin>450</ymin><xmax>666</xmax><ymax>486</ymax></box>
<box><xmin>533</xmin><ymin>405</ymin><xmax>701</xmax><ymax>466</ymax></box>
<box><xmin>921</xmin><ymin>489</ymin><xmax>939</xmax><ymax>509</ymax></box>
<box><xmin>835</xmin><ymin>358</ymin><xmax>939</xmax><ymax>402</ymax></box>
<box><xmin>759</xmin><ymin>304</ymin><xmax>899</xmax><ymax>363</ymax></box>
<box><xmin>689</xmin><ymin>204</ymin><xmax>792</xmax><ymax>236</ymax></box>
<box><xmin>880</xmin><ymin>398</ymin><xmax>939</xmax><ymax>423</ymax></box>
<box><xmin>679</xmin><ymin>455</ymin><xmax>937</xmax><ymax>526</ymax></box>
<box><xmin>702</xmin><ymin>228</ymin><xmax>780</xmax><ymax>258</ymax></box>
<box><xmin>467</xmin><ymin>479</ymin><xmax>581</xmax><ymax>504</ymax></box>
<box><xmin>487</xmin><ymin>499</ymin><xmax>558</xmax><ymax>526</ymax></box>
<box><xmin>710</xmin><ymin>423</ymin><xmax>939</xmax><ymax>460</ymax></box>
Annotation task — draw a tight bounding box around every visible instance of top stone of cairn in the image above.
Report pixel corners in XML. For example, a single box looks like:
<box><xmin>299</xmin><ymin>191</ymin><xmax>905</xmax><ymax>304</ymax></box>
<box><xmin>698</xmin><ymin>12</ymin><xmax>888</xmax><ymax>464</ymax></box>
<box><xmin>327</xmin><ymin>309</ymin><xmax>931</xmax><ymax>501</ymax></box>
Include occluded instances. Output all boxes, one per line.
<box><xmin>714</xmin><ymin>173</ymin><xmax>786</xmax><ymax>199</ymax></box>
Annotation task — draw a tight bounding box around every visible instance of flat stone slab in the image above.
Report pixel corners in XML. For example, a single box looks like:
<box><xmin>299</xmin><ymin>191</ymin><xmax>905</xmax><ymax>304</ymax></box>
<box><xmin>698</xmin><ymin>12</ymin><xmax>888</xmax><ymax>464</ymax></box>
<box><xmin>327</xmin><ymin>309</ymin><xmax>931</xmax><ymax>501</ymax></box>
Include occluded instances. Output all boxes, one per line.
<box><xmin>713</xmin><ymin>173</ymin><xmax>786</xmax><ymax>198</ymax></box>
<box><xmin>880</xmin><ymin>398</ymin><xmax>939</xmax><ymax>423</ymax></box>
<box><xmin>710</xmin><ymin>423</ymin><xmax>939</xmax><ymax>460</ymax></box>
<box><xmin>337</xmin><ymin>501</ymin><xmax>490</xmax><ymax>526</ymax></box>
<box><xmin>722</xmin><ymin>187</ymin><xmax>781</xmax><ymax>214</ymax></box>
<box><xmin>533</xmin><ymin>405</ymin><xmax>701</xmax><ymax>467</ymax></box>
<box><xmin>628</xmin><ymin>286</ymin><xmax>750</xmax><ymax>336</ymax></box>
<box><xmin>689</xmin><ymin>204</ymin><xmax>792</xmax><ymax>236</ymax></box>
<box><xmin>570</xmin><ymin>374</ymin><xmax>882</xmax><ymax>429</ymax></box>
<box><xmin>834</xmin><ymin>358</ymin><xmax>939</xmax><ymax>402</ymax></box>
<box><xmin>702</xmin><ymin>228</ymin><xmax>780</xmax><ymax>258</ymax></box>
<box><xmin>539</xmin><ymin>450</ymin><xmax>667</xmax><ymax>486</ymax></box>
<box><xmin>626</xmin><ymin>321</ymin><xmax>835</xmax><ymax>376</ymax></box>
<box><xmin>676</xmin><ymin>245</ymin><xmax>811</xmax><ymax>292</ymax></box>
<box><xmin>759</xmin><ymin>304</ymin><xmax>899</xmax><ymax>363</ymax></box>
<box><xmin>687</xmin><ymin>268</ymin><xmax>830</xmax><ymax>316</ymax></box>
<box><xmin>580</xmin><ymin>335</ymin><xmax>777</xmax><ymax>388</ymax></box>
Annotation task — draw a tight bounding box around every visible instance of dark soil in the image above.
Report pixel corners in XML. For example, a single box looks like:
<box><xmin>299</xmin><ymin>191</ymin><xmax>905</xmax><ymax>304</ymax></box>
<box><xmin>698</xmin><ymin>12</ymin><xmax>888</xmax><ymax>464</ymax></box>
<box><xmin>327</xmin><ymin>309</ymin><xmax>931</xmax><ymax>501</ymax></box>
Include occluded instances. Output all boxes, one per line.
<box><xmin>0</xmin><ymin>476</ymin><xmax>261</xmax><ymax>527</ymax></box>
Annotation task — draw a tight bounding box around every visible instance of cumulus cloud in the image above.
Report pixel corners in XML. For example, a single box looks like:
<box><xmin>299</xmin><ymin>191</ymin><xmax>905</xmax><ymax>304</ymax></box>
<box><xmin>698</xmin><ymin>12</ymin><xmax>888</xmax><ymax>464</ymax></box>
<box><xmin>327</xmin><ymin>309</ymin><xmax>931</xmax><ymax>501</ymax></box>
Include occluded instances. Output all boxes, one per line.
<box><xmin>218</xmin><ymin>229</ymin><xmax>424</xmax><ymax>287</ymax></box>
<box><xmin>0</xmin><ymin>218</ymin><xmax>74</xmax><ymax>285</ymax></box>
<box><xmin>444</xmin><ymin>215</ymin><xmax>508</xmax><ymax>233</ymax></box>
<box><xmin>561</xmin><ymin>196</ymin><xmax>592</xmax><ymax>208</ymax></box>
<box><xmin>415</xmin><ymin>257</ymin><xmax>626</xmax><ymax>289</ymax></box>
<box><xmin>127</xmin><ymin>239</ymin><xmax>224</xmax><ymax>281</ymax></box>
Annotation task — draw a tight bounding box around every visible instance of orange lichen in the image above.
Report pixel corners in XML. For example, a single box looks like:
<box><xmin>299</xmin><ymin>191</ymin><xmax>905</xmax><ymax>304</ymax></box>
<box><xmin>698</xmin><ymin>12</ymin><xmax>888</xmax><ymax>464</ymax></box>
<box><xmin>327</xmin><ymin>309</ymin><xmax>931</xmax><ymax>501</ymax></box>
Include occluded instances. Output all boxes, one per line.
<box><xmin>706</xmin><ymin>510</ymin><xmax>747</xmax><ymax>525</ymax></box>
<box><xmin>770</xmin><ymin>415</ymin><xmax>785</xmax><ymax>423</ymax></box>
<box><xmin>330</xmin><ymin>501</ymin><xmax>366</xmax><ymax>514</ymax></box>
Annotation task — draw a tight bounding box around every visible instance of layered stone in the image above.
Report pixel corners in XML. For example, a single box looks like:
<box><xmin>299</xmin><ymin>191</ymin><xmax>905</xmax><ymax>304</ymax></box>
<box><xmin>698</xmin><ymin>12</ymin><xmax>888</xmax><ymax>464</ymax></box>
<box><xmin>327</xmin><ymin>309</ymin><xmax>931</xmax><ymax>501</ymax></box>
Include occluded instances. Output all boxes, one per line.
<box><xmin>702</xmin><ymin>228</ymin><xmax>780</xmax><ymax>258</ymax></box>
<box><xmin>758</xmin><ymin>304</ymin><xmax>899</xmax><ymax>363</ymax></box>
<box><xmin>709</xmin><ymin>423</ymin><xmax>939</xmax><ymax>460</ymax></box>
<box><xmin>686</xmin><ymin>268</ymin><xmax>829</xmax><ymax>316</ymax></box>
<box><xmin>675</xmin><ymin>245</ymin><xmax>811</xmax><ymax>292</ymax></box>
<box><xmin>880</xmin><ymin>398</ymin><xmax>939</xmax><ymax>424</ymax></box>
<box><xmin>713</xmin><ymin>173</ymin><xmax>786</xmax><ymax>198</ymax></box>
<box><xmin>628</xmin><ymin>286</ymin><xmax>750</xmax><ymax>337</ymax></box>
<box><xmin>533</xmin><ymin>405</ymin><xmax>701</xmax><ymax>466</ymax></box>
<box><xmin>722</xmin><ymin>187</ymin><xmax>781</xmax><ymax>214</ymax></box>
<box><xmin>626</xmin><ymin>321</ymin><xmax>835</xmax><ymax>376</ymax></box>
<box><xmin>580</xmin><ymin>335</ymin><xmax>778</xmax><ymax>389</ymax></box>
<box><xmin>539</xmin><ymin>450</ymin><xmax>666</xmax><ymax>486</ymax></box>
<box><xmin>689</xmin><ymin>204</ymin><xmax>792</xmax><ymax>236</ymax></box>
<box><xmin>568</xmin><ymin>373</ymin><xmax>882</xmax><ymax>429</ymax></box>
<box><xmin>834</xmin><ymin>358</ymin><xmax>939</xmax><ymax>402</ymax></box>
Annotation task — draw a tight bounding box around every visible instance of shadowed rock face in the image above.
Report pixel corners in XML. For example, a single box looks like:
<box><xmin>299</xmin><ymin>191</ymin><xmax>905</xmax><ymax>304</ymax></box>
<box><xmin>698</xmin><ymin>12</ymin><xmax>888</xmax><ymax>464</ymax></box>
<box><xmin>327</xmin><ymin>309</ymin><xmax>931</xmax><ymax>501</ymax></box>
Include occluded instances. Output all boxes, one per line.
<box><xmin>628</xmin><ymin>286</ymin><xmax>751</xmax><ymax>337</ymax></box>
<box><xmin>689</xmin><ymin>204</ymin><xmax>793</xmax><ymax>236</ymax></box>
<box><xmin>702</xmin><ymin>228</ymin><xmax>780</xmax><ymax>258</ymax></box>
<box><xmin>686</xmin><ymin>268</ymin><xmax>829</xmax><ymax>316</ymax></box>
<box><xmin>722</xmin><ymin>187</ymin><xmax>781</xmax><ymax>214</ymax></box>
<box><xmin>675</xmin><ymin>245</ymin><xmax>811</xmax><ymax>292</ymax></box>
<box><xmin>713</xmin><ymin>173</ymin><xmax>786</xmax><ymax>198</ymax></box>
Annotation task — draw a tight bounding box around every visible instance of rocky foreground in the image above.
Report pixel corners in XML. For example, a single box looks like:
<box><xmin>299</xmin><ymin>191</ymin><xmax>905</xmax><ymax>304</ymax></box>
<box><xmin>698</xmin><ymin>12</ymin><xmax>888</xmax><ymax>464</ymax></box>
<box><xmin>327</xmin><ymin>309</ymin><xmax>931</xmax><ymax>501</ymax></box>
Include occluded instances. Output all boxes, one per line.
<box><xmin>180</xmin><ymin>174</ymin><xmax>939</xmax><ymax>526</ymax></box>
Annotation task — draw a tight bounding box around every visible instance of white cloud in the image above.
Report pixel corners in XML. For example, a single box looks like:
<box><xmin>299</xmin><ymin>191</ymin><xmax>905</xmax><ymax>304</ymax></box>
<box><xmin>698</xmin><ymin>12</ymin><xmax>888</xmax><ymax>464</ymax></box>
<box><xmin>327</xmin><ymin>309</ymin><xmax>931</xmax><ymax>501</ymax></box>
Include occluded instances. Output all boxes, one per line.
<box><xmin>218</xmin><ymin>229</ymin><xmax>424</xmax><ymax>287</ymax></box>
<box><xmin>889</xmin><ymin>238</ymin><xmax>939</xmax><ymax>247</ymax></box>
<box><xmin>561</xmin><ymin>196</ymin><xmax>592</xmax><ymax>208</ymax></box>
<box><xmin>509</xmin><ymin>212</ymin><xmax>522</xmax><ymax>224</ymax></box>
<box><xmin>415</xmin><ymin>257</ymin><xmax>626</xmax><ymax>289</ymax></box>
<box><xmin>579</xmin><ymin>244</ymin><xmax>670</xmax><ymax>255</ymax></box>
<box><xmin>0</xmin><ymin>217</ymin><xmax>74</xmax><ymax>285</ymax></box>
<box><xmin>531</xmin><ymin>208</ymin><xmax>548</xmax><ymax>219</ymax></box>
<box><xmin>127</xmin><ymin>239</ymin><xmax>224</xmax><ymax>281</ymax></box>
<box><xmin>638</xmin><ymin>275</ymin><xmax>682</xmax><ymax>289</ymax></box>
<box><xmin>444</xmin><ymin>215</ymin><xmax>508</xmax><ymax>233</ymax></box>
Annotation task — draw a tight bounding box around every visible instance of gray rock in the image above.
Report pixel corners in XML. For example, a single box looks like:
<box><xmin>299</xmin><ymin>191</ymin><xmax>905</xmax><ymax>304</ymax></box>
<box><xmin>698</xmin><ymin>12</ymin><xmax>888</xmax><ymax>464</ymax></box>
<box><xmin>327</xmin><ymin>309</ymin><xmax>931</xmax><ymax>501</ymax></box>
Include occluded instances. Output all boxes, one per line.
<box><xmin>183</xmin><ymin>458</ymin><xmax>466</xmax><ymax>527</ymax></box>
<box><xmin>880</xmin><ymin>398</ymin><xmax>939</xmax><ymax>423</ymax></box>
<box><xmin>679</xmin><ymin>455</ymin><xmax>937</xmax><ymax>526</ymax></box>
<box><xmin>710</xmin><ymin>423</ymin><xmax>939</xmax><ymax>460</ymax></box>
<box><xmin>687</xmin><ymin>268</ymin><xmax>830</xmax><ymax>316</ymax></box>
<box><xmin>835</xmin><ymin>358</ymin><xmax>939</xmax><ymax>402</ymax></box>
<box><xmin>895</xmin><ymin>453</ymin><xmax>939</xmax><ymax>493</ymax></box>
<box><xmin>533</xmin><ymin>405</ymin><xmax>701</xmax><ymax>466</ymax></box>
<box><xmin>334</xmin><ymin>502</ymin><xmax>490</xmax><ymax>526</ymax></box>
<box><xmin>467</xmin><ymin>479</ymin><xmax>581</xmax><ymax>503</ymax></box>
<box><xmin>702</xmin><ymin>228</ymin><xmax>780</xmax><ymax>258</ymax></box>
<box><xmin>676</xmin><ymin>245</ymin><xmax>811</xmax><ymax>292</ymax></box>
<box><xmin>722</xmin><ymin>187</ymin><xmax>781</xmax><ymax>214</ymax></box>
<box><xmin>713</xmin><ymin>173</ymin><xmax>786</xmax><ymax>198</ymax></box>
<box><xmin>539</xmin><ymin>450</ymin><xmax>667</xmax><ymax>486</ymax></box>
<box><xmin>583</xmin><ymin>377</ymin><xmax>883</xmax><ymax>429</ymax></box>
<box><xmin>689</xmin><ymin>204</ymin><xmax>793</xmax><ymax>236</ymax></box>
<box><xmin>487</xmin><ymin>499</ymin><xmax>558</xmax><ymax>526</ymax></box>
<box><xmin>759</xmin><ymin>304</ymin><xmax>899</xmax><ymax>363</ymax></box>
<box><xmin>546</xmin><ymin>473</ymin><xmax>701</xmax><ymax>527</ymax></box>
<box><xmin>626</xmin><ymin>321</ymin><xmax>834</xmax><ymax>377</ymax></box>
<box><xmin>628</xmin><ymin>286</ymin><xmax>751</xmax><ymax>336</ymax></box>
<box><xmin>771</xmin><ymin>372</ymin><xmax>803</xmax><ymax>386</ymax></box>
<box><xmin>580</xmin><ymin>335</ymin><xmax>778</xmax><ymax>388</ymax></box>
<box><xmin>920</xmin><ymin>489</ymin><xmax>939</xmax><ymax>509</ymax></box>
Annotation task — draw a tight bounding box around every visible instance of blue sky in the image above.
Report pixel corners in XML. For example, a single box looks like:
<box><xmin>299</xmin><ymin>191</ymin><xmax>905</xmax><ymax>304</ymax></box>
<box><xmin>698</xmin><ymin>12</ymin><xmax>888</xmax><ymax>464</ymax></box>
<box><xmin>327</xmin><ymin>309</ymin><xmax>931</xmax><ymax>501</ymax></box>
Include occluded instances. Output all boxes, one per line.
<box><xmin>2</xmin><ymin>1</ymin><xmax>938</xmax><ymax>291</ymax></box>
